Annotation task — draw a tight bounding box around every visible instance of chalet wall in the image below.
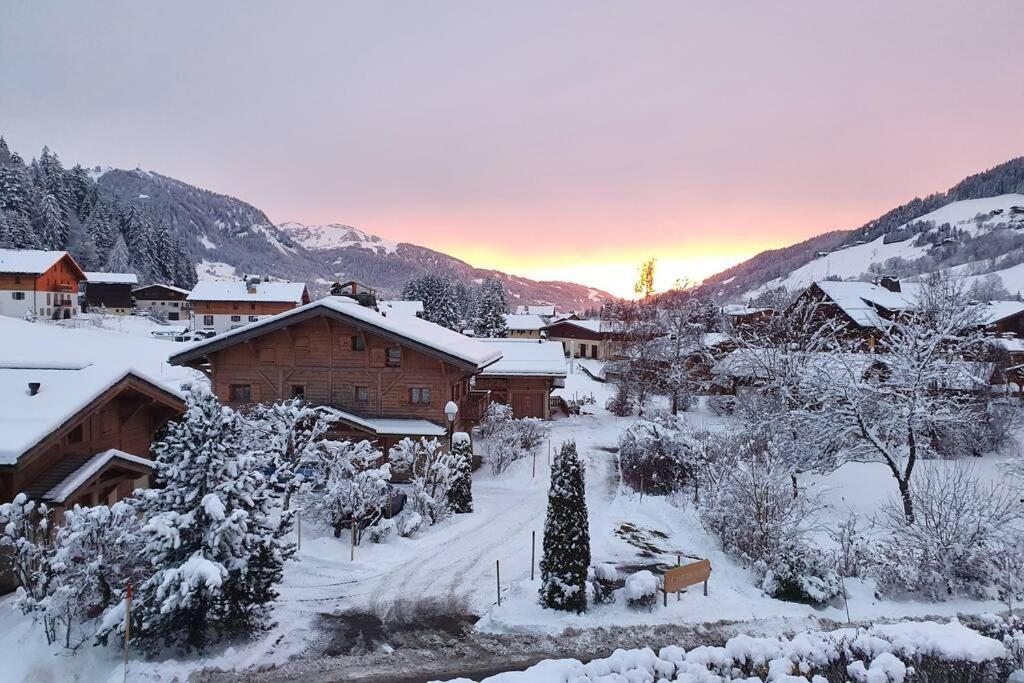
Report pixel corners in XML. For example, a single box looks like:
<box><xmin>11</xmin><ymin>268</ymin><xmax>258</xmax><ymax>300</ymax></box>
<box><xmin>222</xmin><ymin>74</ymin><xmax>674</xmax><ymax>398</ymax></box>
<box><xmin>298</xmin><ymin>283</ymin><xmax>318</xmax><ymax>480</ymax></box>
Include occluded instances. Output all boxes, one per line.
<box><xmin>205</xmin><ymin>315</ymin><xmax>475</xmax><ymax>427</ymax></box>
<box><xmin>474</xmin><ymin>375</ymin><xmax>552</xmax><ymax>418</ymax></box>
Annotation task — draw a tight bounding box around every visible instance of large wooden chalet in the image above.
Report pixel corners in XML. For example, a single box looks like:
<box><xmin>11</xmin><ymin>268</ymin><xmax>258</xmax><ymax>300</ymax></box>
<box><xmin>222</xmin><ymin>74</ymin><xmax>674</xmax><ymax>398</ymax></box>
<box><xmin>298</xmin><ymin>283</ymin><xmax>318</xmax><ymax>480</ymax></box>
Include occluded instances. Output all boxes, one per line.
<box><xmin>188</xmin><ymin>277</ymin><xmax>310</xmax><ymax>335</ymax></box>
<box><xmin>542</xmin><ymin>318</ymin><xmax>621</xmax><ymax>360</ymax></box>
<box><xmin>0</xmin><ymin>249</ymin><xmax>84</xmax><ymax>320</ymax></box>
<box><xmin>169</xmin><ymin>297</ymin><xmax>503</xmax><ymax>453</ymax></box>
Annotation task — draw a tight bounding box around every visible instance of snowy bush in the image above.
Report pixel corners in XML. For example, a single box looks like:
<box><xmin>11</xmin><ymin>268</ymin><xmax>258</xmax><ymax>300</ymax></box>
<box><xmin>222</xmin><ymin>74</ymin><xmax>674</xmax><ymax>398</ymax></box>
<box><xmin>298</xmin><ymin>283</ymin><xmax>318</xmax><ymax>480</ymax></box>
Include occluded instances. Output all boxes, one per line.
<box><xmin>605</xmin><ymin>383</ymin><xmax>634</xmax><ymax>416</ymax></box>
<box><xmin>477</xmin><ymin>402</ymin><xmax>514</xmax><ymax>439</ymax></box>
<box><xmin>312</xmin><ymin>439</ymin><xmax>391</xmax><ymax>542</ymax></box>
<box><xmin>829</xmin><ymin>512</ymin><xmax>873</xmax><ymax>579</ymax></box>
<box><xmin>706</xmin><ymin>394</ymin><xmax>736</xmax><ymax>416</ymax></box>
<box><xmin>871</xmin><ymin>464</ymin><xmax>1024</xmax><ymax>601</ymax></box>
<box><xmin>389</xmin><ymin>437</ymin><xmax>460</xmax><ymax>524</ymax></box>
<box><xmin>242</xmin><ymin>398</ymin><xmax>339</xmax><ymax>509</ymax></box>
<box><xmin>617</xmin><ymin>418</ymin><xmax>699</xmax><ymax>495</ymax></box>
<box><xmin>442</xmin><ymin>620</ymin><xmax>1014</xmax><ymax>682</ymax></box>
<box><xmin>478</xmin><ymin>407</ymin><xmax>549</xmax><ymax>475</ymax></box>
<box><xmin>623</xmin><ymin>570</ymin><xmax>658</xmax><ymax>610</ymax></box>
<box><xmin>697</xmin><ymin>432</ymin><xmax>838</xmax><ymax>604</ymax></box>
<box><xmin>590</xmin><ymin>564</ymin><xmax>617</xmax><ymax>604</ymax></box>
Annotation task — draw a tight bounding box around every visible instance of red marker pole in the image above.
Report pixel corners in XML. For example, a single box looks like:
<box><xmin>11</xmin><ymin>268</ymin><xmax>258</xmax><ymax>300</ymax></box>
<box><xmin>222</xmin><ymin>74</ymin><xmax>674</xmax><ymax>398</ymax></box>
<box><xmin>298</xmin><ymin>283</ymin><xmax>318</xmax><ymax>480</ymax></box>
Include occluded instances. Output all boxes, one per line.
<box><xmin>124</xmin><ymin>582</ymin><xmax>133</xmax><ymax>682</ymax></box>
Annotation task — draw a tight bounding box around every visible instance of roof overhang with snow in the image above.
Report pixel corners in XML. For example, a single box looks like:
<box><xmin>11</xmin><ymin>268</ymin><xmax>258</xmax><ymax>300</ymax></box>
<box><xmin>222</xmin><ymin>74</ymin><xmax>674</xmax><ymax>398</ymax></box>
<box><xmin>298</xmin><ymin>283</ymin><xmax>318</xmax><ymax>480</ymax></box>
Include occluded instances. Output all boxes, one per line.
<box><xmin>43</xmin><ymin>449</ymin><xmax>153</xmax><ymax>504</ymax></box>
<box><xmin>169</xmin><ymin>297</ymin><xmax>503</xmax><ymax>372</ymax></box>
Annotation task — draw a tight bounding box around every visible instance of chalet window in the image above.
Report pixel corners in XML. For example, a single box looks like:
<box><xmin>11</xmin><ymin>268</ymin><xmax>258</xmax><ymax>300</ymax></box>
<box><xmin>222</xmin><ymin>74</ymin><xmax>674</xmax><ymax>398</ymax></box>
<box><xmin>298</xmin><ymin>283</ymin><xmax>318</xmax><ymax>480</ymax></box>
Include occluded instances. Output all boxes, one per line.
<box><xmin>232</xmin><ymin>303</ymin><xmax>239</xmax><ymax>310</ymax></box>
<box><xmin>68</xmin><ymin>424</ymin><xmax>83</xmax><ymax>443</ymax></box>
<box><xmin>11</xmin><ymin>292</ymin><xmax>25</xmax><ymax>300</ymax></box>
<box><xmin>230</xmin><ymin>315</ymin><xmax>241</xmax><ymax>322</ymax></box>
<box><xmin>203</xmin><ymin>315</ymin><xmax>214</xmax><ymax>326</ymax></box>
<box><xmin>290</xmin><ymin>385</ymin><xmax>305</xmax><ymax>400</ymax></box>
<box><xmin>258</xmin><ymin>347</ymin><xmax>275</xmax><ymax>364</ymax></box>
<box><xmin>248</xmin><ymin>315</ymin><xmax>258</xmax><ymax>322</ymax></box>
<box><xmin>229</xmin><ymin>384</ymin><xmax>252</xmax><ymax>403</ymax></box>
<box><xmin>410</xmin><ymin>387</ymin><xmax>431</xmax><ymax>405</ymax></box>
<box><xmin>386</xmin><ymin>347</ymin><xmax>401</xmax><ymax>367</ymax></box>
<box><xmin>351</xmin><ymin>335</ymin><xmax>365</xmax><ymax>351</ymax></box>
<box><xmin>46</xmin><ymin>292</ymin><xmax>51</xmax><ymax>305</ymax></box>
<box><xmin>355</xmin><ymin>386</ymin><xmax>369</xmax><ymax>405</ymax></box>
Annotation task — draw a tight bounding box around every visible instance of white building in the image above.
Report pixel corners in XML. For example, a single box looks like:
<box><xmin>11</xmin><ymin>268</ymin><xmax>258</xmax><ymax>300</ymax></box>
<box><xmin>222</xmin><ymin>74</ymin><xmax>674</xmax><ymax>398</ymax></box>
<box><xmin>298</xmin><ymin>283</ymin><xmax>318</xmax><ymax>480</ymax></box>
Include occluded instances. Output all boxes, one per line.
<box><xmin>187</xmin><ymin>278</ymin><xmax>310</xmax><ymax>334</ymax></box>
<box><xmin>0</xmin><ymin>249</ymin><xmax>84</xmax><ymax>320</ymax></box>
<box><xmin>503</xmin><ymin>313</ymin><xmax>547</xmax><ymax>338</ymax></box>
<box><xmin>132</xmin><ymin>283</ymin><xmax>192</xmax><ymax>321</ymax></box>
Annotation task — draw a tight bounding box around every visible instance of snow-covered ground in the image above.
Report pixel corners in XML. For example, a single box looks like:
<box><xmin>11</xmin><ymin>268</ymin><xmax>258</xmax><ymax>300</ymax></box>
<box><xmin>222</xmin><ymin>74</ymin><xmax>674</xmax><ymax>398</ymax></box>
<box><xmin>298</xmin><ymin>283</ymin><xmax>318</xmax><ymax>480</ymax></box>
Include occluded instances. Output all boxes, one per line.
<box><xmin>0</xmin><ymin>331</ymin><xmax>1017</xmax><ymax>682</ymax></box>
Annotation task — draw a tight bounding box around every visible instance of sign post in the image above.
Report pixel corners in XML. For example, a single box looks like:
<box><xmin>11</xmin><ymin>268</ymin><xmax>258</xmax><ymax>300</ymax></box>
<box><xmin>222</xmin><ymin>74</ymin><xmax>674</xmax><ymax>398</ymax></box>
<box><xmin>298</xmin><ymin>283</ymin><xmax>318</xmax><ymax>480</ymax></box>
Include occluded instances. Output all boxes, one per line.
<box><xmin>662</xmin><ymin>559</ymin><xmax>712</xmax><ymax>607</ymax></box>
<box><xmin>123</xmin><ymin>582</ymin><xmax>132</xmax><ymax>683</ymax></box>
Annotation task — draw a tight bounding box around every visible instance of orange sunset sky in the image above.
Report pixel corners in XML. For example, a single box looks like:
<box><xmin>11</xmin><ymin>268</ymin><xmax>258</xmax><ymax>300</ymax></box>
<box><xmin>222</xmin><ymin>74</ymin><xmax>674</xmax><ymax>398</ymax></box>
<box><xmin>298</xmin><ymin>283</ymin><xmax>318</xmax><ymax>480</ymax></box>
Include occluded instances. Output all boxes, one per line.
<box><xmin>3</xmin><ymin>2</ymin><xmax>1023</xmax><ymax>297</ymax></box>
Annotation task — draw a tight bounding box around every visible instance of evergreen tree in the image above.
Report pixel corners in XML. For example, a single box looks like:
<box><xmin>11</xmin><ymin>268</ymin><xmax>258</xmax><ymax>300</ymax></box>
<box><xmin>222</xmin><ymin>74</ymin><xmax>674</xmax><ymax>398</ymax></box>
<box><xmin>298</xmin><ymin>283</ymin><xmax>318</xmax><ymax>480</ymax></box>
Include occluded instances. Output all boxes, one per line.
<box><xmin>539</xmin><ymin>440</ymin><xmax>590</xmax><ymax>613</ymax></box>
<box><xmin>447</xmin><ymin>432</ymin><xmax>474</xmax><ymax>513</ymax></box>
<box><xmin>83</xmin><ymin>199</ymin><xmax>119</xmax><ymax>256</ymax></box>
<box><xmin>106</xmin><ymin>233</ymin><xmax>131</xmax><ymax>272</ymax></box>
<box><xmin>0</xmin><ymin>210</ymin><xmax>39</xmax><ymax>248</ymax></box>
<box><xmin>0</xmin><ymin>163</ymin><xmax>36</xmax><ymax>217</ymax></box>
<box><xmin>135</xmin><ymin>388</ymin><xmax>293</xmax><ymax>653</ymax></box>
<box><xmin>474</xmin><ymin>277</ymin><xmax>509</xmax><ymax>337</ymax></box>
<box><xmin>33</xmin><ymin>192</ymin><xmax>68</xmax><ymax>248</ymax></box>
<box><xmin>402</xmin><ymin>273</ymin><xmax>463</xmax><ymax>330</ymax></box>
<box><xmin>31</xmin><ymin>147</ymin><xmax>70</xmax><ymax>215</ymax></box>
<box><xmin>119</xmin><ymin>204</ymin><xmax>155</xmax><ymax>278</ymax></box>
<box><xmin>65</xmin><ymin>165</ymin><xmax>94</xmax><ymax>220</ymax></box>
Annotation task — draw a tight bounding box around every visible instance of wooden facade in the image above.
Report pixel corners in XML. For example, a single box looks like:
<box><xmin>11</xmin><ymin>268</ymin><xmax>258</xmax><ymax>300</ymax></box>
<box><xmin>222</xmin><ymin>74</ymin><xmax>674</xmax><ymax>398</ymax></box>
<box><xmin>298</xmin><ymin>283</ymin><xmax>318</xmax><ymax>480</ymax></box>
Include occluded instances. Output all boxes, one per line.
<box><xmin>83</xmin><ymin>281</ymin><xmax>134</xmax><ymax>312</ymax></box>
<box><xmin>0</xmin><ymin>375</ymin><xmax>184</xmax><ymax>508</ymax></box>
<box><xmin>473</xmin><ymin>375</ymin><xmax>553</xmax><ymax>419</ymax></box>
<box><xmin>0</xmin><ymin>251</ymin><xmax>84</xmax><ymax>319</ymax></box>
<box><xmin>171</xmin><ymin>306</ymin><xmax>494</xmax><ymax>445</ymax></box>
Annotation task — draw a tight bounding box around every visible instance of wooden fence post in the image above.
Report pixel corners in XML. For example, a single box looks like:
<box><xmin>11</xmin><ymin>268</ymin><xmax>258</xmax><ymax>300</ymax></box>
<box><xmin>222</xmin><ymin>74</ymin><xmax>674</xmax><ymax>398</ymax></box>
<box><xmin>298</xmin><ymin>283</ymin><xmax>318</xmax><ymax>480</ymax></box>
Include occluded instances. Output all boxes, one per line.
<box><xmin>350</xmin><ymin>514</ymin><xmax>356</xmax><ymax>561</ymax></box>
<box><xmin>296</xmin><ymin>509</ymin><xmax>302</xmax><ymax>552</ymax></box>
<box><xmin>531</xmin><ymin>531</ymin><xmax>536</xmax><ymax>581</ymax></box>
<box><xmin>496</xmin><ymin>560</ymin><xmax>502</xmax><ymax>606</ymax></box>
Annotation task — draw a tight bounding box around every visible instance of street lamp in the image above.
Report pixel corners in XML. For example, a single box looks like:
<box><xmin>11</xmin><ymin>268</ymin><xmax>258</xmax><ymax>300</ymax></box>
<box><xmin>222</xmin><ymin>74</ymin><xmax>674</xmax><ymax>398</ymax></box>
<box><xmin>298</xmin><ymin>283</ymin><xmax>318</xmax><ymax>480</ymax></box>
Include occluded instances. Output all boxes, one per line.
<box><xmin>444</xmin><ymin>400</ymin><xmax>459</xmax><ymax>448</ymax></box>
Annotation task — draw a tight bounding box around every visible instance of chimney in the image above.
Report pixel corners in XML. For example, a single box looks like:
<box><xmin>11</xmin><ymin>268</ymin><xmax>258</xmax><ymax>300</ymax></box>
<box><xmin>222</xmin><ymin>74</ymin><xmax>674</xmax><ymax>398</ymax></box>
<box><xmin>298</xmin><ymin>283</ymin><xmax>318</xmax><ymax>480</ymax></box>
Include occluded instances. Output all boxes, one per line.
<box><xmin>879</xmin><ymin>276</ymin><xmax>901</xmax><ymax>293</ymax></box>
<box><xmin>28</xmin><ymin>382</ymin><xmax>40</xmax><ymax>396</ymax></box>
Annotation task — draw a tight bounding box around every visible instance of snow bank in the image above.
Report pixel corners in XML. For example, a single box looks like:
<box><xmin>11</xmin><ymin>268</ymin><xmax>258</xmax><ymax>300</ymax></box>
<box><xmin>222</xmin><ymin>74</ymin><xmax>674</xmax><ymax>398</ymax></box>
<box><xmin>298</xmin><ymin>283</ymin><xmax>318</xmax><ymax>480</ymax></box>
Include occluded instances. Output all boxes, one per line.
<box><xmin>624</xmin><ymin>570</ymin><xmax>658</xmax><ymax>599</ymax></box>
<box><xmin>445</xmin><ymin>620</ymin><xmax>1008</xmax><ymax>682</ymax></box>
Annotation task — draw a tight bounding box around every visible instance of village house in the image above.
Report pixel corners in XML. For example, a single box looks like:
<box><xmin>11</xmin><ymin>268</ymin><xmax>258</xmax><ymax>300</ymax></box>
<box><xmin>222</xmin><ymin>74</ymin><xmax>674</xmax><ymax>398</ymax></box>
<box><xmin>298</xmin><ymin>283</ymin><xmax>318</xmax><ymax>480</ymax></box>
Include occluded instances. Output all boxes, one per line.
<box><xmin>786</xmin><ymin>278</ymin><xmax>918</xmax><ymax>349</ymax></box>
<box><xmin>473</xmin><ymin>339</ymin><xmax>567</xmax><ymax>418</ymax></box>
<box><xmin>514</xmin><ymin>304</ymin><xmax>556</xmax><ymax>319</ymax></box>
<box><xmin>188</xmin><ymin>277</ymin><xmax>310</xmax><ymax>335</ymax></box>
<box><xmin>0</xmin><ymin>362</ymin><xmax>185</xmax><ymax>509</ymax></box>
<box><xmin>82</xmin><ymin>271</ymin><xmax>139</xmax><ymax>314</ymax></box>
<box><xmin>132</xmin><ymin>283</ymin><xmax>192</xmax><ymax>321</ymax></box>
<box><xmin>542</xmin><ymin>318</ymin><xmax>620</xmax><ymax>360</ymax></box>
<box><xmin>0</xmin><ymin>249</ymin><xmax>84</xmax><ymax>320</ymax></box>
<box><xmin>168</xmin><ymin>296</ymin><xmax>503</xmax><ymax>455</ymax></box>
<box><xmin>503</xmin><ymin>313</ymin><xmax>546</xmax><ymax>338</ymax></box>
<box><xmin>981</xmin><ymin>300</ymin><xmax>1024</xmax><ymax>337</ymax></box>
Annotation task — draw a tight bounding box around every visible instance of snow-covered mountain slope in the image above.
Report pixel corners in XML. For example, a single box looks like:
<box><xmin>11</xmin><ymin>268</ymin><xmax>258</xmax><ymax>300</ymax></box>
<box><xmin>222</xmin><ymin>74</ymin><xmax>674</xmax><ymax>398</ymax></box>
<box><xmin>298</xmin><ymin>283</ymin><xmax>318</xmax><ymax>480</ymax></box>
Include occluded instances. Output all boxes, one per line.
<box><xmin>749</xmin><ymin>193</ymin><xmax>1024</xmax><ymax>297</ymax></box>
<box><xmin>695</xmin><ymin>156</ymin><xmax>1024</xmax><ymax>301</ymax></box>
<box><xmin>277</xmin><ymin>222</ymin><xmax>398</xmax><ymax>254</ymax></box>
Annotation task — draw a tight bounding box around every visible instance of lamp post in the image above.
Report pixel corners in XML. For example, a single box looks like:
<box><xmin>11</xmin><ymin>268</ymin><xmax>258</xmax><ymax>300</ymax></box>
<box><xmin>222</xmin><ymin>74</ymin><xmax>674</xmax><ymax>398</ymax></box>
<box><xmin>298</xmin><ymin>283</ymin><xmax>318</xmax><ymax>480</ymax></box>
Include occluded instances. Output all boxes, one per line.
<box><xmin>444</xmin><ymin>400</ymin><xmax>459</xmax><ymax>449</ymax></box>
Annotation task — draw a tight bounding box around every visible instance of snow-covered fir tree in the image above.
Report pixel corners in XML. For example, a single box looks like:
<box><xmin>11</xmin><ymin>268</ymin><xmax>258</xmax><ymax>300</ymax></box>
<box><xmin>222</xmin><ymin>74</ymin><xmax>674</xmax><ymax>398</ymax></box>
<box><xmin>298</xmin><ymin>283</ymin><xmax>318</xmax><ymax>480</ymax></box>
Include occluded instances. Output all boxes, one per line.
<box><xmin>473</xmin><ymin>277</ymin><xmax>509</xmax><ymax>337</ymax></box>
<box><xmin>34</xmin><ymin>192</ymin><xmax>68</xmax><ymax>249</ymax></box>
<box><xmin>540</xmin><ymin>440</ymin><xmax>590</xmax><ymax>613</ymax></box>
<box><xmin>402</xmin><ymin>273</ymin><xmax>463</xmax><ymax>330</ymax></box>
<box><xmin>106</xmin><ymin>233</ymin><xmax>132</xmax><ymax>273</ymax></box>
<box><xmin>447</xmin><ymin>432</ymin><xmax>474</xmax><ymax>513</ymax></box>
<box><xmin>131</xmin><ymin>388</ymin><xmax>293</xmax><ymax>653</ymax></box>
<box><xmin>312</xmin><ymin>439</ymin><xmax>390</xmax><ymax>540</ymax></box>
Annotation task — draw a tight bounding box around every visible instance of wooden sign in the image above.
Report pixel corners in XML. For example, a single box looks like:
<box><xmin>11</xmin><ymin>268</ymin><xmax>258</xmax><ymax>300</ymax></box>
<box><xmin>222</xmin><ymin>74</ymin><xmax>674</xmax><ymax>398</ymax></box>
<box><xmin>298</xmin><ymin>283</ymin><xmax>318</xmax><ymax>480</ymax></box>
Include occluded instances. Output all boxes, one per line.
<box><xmin>663</xmin><ymin>559</ymin><xmax>711</xmax><ymax>595</ymax></box>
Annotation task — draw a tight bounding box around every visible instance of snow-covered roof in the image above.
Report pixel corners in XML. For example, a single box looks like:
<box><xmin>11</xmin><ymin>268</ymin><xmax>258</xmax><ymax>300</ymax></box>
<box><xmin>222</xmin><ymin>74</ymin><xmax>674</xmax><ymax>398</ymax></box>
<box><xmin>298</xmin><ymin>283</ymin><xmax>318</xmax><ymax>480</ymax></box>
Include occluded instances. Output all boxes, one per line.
<box><xmin>331</xmin><ymin>408</ymin><xmax>447</xmax><ymax>437</ymax></box>
<box><xmin>0</xmin><ymin>249</ymin><xmax>70</xmax><ymax>275</ymax></box>
<box><xmin>813</xmin><ymin>280</ymin><xmax>916</xmax><ymax>328</ymax></box>
<box><xmin>503</xmin><ymin>313</ymin><xmax>546</xmax><ymax>331</ymax></box>
<box><xmin>722</xmin><ymin>304</ymin><xmax>770</xmax><ymax>316</ymax></box>
<box><xmin>544</xmin><ymin>319</ymin><xmax>615</xmax><ymax>334</ymax></box>
<box><xmin>982</xmin><ymin>300</ymin><xmax>1024</xmax><ymax>324</ymax></box>
<box><xmin>0</xmin><ymin>363</ymin><xmax>183</xmax><ymax>464</ymax></box>
<box><xmin>515</xmin><ymin>305</ymin><xmax>556</xmax><ymax>317</ymax></box>
<box><xmin>132</xmin><ymin>283</ymin><xmax>191</xmax><ymax>296</ymax></box>
<box><xmin>187</xmin><ymin>280</ymin><xmax>308</xmax><ymax>303</ymax></box>
<box><xmin>710</xmin><ymin>348</ymin><xmax>877</xmax><ymax>380</ymax></box>
<box><xmin>477</xmin><ymin>339</ymin><xmax>568</xmax><ymax>377</ymax></box>
<box><xmin>44</xmin><ymin>449</ymin><xmax>153</xmax><ymax>503</ymax></box>
<box><xmin>171</xmin><ymin>297</ymin><xmax>504</xmax><ymax>370</ymax></box>
<box><xmin>84</xmin><ymin>271</ymin><xmax>139</xmax><ymax>285</ymax></box>
<box><xmin>378</xmin><ymin>300</ymin><xmax>424</xmax><ymax>317</ymax></box>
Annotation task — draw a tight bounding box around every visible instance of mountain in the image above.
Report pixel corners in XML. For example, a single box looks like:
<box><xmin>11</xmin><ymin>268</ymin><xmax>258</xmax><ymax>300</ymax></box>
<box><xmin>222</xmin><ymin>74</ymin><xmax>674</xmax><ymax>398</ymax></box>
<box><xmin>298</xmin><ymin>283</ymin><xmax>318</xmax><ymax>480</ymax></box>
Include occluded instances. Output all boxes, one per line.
<box><xmin>696</xmin><ymin>157</ymin><xmax>1024</xmax><ymax>301</ymax></box>
<box><xmin>277</xmin><ymin>221</ymin><xmax>611</xmax><ymax>311</ymax></box>
<box><xmin>94</xmin><ymin>168</ymin><xmax>615</xmax><ymax>310</ymax></box>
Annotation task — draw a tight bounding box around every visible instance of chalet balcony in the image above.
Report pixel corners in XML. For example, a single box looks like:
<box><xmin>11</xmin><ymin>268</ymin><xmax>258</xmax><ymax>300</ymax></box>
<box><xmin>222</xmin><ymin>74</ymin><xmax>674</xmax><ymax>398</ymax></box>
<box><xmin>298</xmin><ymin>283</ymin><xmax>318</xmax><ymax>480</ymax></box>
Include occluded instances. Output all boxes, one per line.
<box><xmin>461</xmin><ymin>389</ymin><xmax>491</xmax><ymax>424</ymax></box>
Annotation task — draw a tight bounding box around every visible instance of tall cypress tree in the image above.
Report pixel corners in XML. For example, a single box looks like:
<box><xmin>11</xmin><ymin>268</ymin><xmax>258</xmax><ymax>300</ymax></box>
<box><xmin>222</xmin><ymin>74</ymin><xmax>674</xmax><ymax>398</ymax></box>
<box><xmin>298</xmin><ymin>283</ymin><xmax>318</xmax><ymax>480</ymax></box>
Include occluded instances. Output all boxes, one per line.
<box><xmin>539</xmin><ymin>440</ymin><xmax>590</xmax><ymax>613</ymax></box>
<box><xmin>447</xmin><ymin>432</ymin><xmax>474</xmax><ymax>514</ymax></box>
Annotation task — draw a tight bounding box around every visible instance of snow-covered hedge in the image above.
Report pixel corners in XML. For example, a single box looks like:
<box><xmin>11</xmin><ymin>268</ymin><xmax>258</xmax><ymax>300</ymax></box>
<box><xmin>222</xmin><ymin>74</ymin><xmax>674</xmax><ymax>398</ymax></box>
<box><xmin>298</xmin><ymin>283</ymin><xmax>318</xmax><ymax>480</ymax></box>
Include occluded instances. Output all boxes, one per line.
<box><xmin>617</xmin><ymin>418</ymin><xmax>700</xmax><ymax>495</ymax></box>
<box><xmin>444</xmin><ymin>620</ymin><xmax>1012</xmax><ymax>682</ymax></box>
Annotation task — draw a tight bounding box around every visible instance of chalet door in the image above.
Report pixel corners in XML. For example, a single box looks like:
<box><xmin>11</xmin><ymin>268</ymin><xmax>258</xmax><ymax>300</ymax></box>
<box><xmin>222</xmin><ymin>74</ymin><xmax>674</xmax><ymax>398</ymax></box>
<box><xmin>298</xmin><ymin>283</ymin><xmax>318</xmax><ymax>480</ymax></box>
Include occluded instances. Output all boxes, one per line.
<box><xmin>513</xmin><ymin>392</ymin><xmax>544</xmax><ymax>418</ymax></box>
<box><xmin>590</xmin><ymin>344</ymin><xmax>598</xmax><ymax>359</ymax></box>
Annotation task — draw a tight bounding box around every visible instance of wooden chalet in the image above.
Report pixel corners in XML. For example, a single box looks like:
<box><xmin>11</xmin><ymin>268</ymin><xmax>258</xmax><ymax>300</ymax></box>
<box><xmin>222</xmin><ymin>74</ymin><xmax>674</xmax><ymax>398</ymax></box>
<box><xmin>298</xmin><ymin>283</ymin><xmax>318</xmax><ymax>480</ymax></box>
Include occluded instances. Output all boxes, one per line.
<box><xmin>188</xmin><ymin>277</ymin><xmax>310</xmax><ymax>334</ymax></box>
<box><xmin>0</xmin><ymin>249</ymin><xmax>84</xmax><ymax>320</ymax></box>
<box><xmin>542</xmin><ymin>319</ymin><xmax>621</xmax><ymax>360</ymax></box>
<box><xmin>133</xmin><ymin>283</ymin><xmax>191</xmax><ymax>321</ymax></box>
<box><xmin>0</xmin><ymin>364</ymin><xmax>185</xmax><ymax>508</ymax></box>
<box><xmin>474</xmin><ymin>339</ymin><xmax>567</xmax><ymax>418</ymax></box>
<box><xmin>169</xmin><ymin>296</ymin><xmax>503</xmax><ymax>454</ymax></box>
<box><xmin>787</xmin><ymin>279</ymin><xmax>917</xmax><ymax>348</ymax></box>
<box><xmin>503</xmin><ymin>313</ymin><xmax>546</xmax><ymax>339</ymax></box>
<box><xmin>82</xmin><ymin>271</ymin><xmax>139</xmax><ymax>314</ymax></box>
